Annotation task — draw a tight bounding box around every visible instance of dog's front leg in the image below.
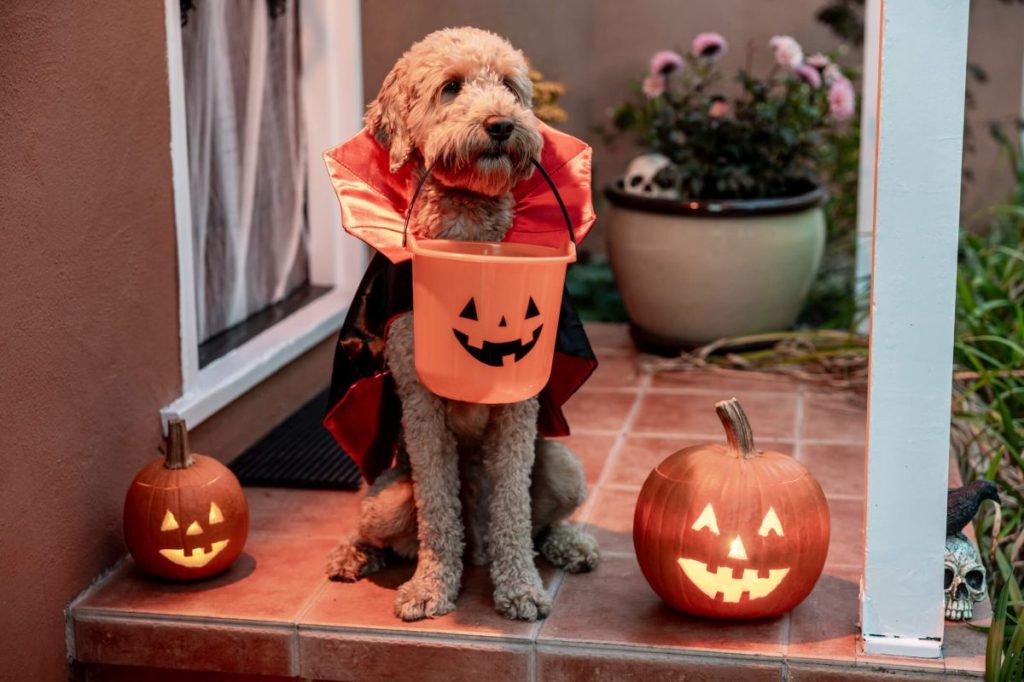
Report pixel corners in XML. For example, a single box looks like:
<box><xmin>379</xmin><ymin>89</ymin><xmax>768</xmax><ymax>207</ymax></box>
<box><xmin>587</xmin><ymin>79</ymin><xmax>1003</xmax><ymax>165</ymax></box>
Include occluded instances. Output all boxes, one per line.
<box><xmin>386</xmin><ymin>314</ymin><xmax>464</xmax><ymax>621</ymax></box>
<box><xmin>483</xmin><ymin>398</ymin><xmax>552</xmax><ymax>621</ymax></box>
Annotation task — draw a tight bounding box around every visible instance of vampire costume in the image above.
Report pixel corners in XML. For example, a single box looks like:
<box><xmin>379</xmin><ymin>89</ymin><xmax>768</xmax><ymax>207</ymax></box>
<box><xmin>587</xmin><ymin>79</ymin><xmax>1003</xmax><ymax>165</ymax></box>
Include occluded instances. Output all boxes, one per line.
<box><xmin>322</xmin><ymin>122</ymin><xmax>598</xmax><ymax>484</ymax></box>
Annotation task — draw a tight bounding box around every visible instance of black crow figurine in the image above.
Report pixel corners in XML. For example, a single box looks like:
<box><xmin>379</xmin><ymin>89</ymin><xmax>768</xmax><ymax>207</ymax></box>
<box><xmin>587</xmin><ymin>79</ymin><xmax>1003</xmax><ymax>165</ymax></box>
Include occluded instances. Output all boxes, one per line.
<box><xmin>946</xmin><ymin>480</ymin><xmax>1000</xmax><ymax>537</ymax></box>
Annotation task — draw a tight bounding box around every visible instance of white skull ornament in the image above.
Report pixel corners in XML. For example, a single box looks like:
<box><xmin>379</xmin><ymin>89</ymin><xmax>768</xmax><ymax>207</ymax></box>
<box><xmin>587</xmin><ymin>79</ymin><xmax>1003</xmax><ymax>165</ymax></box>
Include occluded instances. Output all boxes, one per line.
<box><xmin>623</xmin><ymin>153</ymin><xmax>678</xmax><ymax>199</ymax></box>
<box><xmin>944</xmin><ymin>533</ymin><xmax>987</xmax><ymax>621</ymax></box>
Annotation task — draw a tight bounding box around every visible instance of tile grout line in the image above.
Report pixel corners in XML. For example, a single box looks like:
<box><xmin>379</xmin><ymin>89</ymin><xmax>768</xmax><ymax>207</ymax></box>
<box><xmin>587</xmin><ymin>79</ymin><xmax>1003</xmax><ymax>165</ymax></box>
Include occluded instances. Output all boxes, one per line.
<box><xmin>536</xmin><ymin>637</ymin><xmax>793</xmax><ymax>666</ymax></box>
<box><xmin>297</xmin><ymin>622</ymin><xmax>538</xmax><ymax>647</ymax></box>
<box><xmin>577</xmin><ymin>371</ymin><xmax>652</xmax><ymax>525</ymax></box>
<box><xmin>73</xmin><ymin>608</ymin><xmax>299</xmax><ymax>631</ymax></box>
<box><xmin>780</xmin><ymin>610</ymin><xmax>792</xmax><ymax>669</ymax></box>
<box><xmin>793</xmin><ymin>382</ymin><xmax>806</xmax><ymax>462</ymax></box>
<box><xmin>290</xmin><ymin>577</ymin><xmax>331</xmax><ymax>677</ymax></box>
<box><xmin>571</xmin><ymin>428</ymin><xmax>865</xmax><ymax>447</ymax></box>
<box><xmin>595</xmin><ymin>481</ymin><xmax>866</xmax><ymax>502</ymax></box>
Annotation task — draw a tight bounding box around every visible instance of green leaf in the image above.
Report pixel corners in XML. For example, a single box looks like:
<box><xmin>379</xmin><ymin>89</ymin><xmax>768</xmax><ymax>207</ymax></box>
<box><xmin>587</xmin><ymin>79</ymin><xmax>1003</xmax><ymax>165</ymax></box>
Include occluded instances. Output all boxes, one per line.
<box><xmin>989</xmin><ymin>583</ymin><xmax>1009</xmax><ymax>682</ymax></box>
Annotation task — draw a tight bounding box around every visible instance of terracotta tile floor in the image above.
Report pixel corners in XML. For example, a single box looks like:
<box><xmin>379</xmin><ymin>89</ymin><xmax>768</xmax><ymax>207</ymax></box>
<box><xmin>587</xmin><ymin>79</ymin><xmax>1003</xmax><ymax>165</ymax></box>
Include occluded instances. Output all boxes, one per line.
<box><xmin>71</xmin><ymin>323</ymin><xmax>986</xmax><ymax>681</ymax></box>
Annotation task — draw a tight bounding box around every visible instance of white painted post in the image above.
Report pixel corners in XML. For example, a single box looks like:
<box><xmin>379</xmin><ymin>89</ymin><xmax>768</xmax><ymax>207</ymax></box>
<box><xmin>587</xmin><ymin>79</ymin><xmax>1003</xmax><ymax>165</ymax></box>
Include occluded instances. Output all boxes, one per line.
<box><xmin>860</xmin><ymin>0</ymin><xmax>970</xmax><ymax>659</ymax></box>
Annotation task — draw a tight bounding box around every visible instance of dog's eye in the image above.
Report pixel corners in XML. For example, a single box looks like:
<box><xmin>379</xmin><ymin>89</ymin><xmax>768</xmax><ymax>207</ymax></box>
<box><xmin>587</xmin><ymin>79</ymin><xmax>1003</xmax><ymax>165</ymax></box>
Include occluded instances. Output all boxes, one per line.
<box><xmin>502</xmin><ymin>78</ymin><xmax>521</xmax><ymax>99</ymax></box>
<box><xmin>441</xmin><ymin>80</ymin><xmax>462</xmax><ymax>97</ymax></box>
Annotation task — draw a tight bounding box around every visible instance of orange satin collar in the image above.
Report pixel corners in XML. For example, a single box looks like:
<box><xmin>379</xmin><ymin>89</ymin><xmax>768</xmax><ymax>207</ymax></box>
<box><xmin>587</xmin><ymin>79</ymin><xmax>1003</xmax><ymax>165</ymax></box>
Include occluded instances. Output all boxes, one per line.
<box><xmin>323</xmin><ymin>122</ymin><xmax>596</xmax><ymax>264</ymax></box>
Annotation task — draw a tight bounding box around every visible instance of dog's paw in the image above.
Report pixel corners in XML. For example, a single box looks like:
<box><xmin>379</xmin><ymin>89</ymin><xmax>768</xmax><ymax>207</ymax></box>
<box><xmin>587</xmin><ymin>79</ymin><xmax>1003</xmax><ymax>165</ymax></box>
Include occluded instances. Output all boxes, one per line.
<box><xmin>394</xmin><ymin>578</ymin><xmax>457</xmax><ymax>621</ymax></box>
<box><xmin>540</xmin><ymin>524</ymin><xmax>600</xmax><ymax>574</ymax></box>
<box><xmin>493</xmin><ymin>580</ymin><xmax>552</xmax><ymax>621</ymax></box>
<box><xmin>326</xmin><ymin>541</ymin><xmax>385</xmax><ymax>582</ymax></box>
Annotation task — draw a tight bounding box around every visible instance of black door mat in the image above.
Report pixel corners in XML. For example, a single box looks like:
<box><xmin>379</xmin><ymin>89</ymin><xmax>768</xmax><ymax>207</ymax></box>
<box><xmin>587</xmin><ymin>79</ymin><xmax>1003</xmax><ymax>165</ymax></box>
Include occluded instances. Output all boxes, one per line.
<box><xmin>229</xmin><ymin>390</ymin><xmax>362</xmax><ymax>490</ymax></box>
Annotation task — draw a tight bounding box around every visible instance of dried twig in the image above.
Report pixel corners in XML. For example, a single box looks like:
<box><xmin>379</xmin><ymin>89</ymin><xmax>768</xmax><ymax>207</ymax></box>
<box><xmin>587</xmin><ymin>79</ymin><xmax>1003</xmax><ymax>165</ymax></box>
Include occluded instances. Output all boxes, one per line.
<box><xmin>640</xmin><ymin>330</ymin><xmax>870</xmax><ymax>393</ymax></box>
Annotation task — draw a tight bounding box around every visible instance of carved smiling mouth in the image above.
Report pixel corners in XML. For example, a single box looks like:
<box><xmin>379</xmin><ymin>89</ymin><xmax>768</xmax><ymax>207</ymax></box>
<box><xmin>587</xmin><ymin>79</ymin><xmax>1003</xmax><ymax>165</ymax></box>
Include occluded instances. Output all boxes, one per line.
<box><xmin>159</xmin><ymin>540</ymin><xmax>230</xmax><ymax>568</ymax></box>
<box><xmin>677</xmin><ymin>558</ymin><xmax>789</xmax><ymax>603</ymax></box>
<box><xmin>453</xmin><ymin>325</ymin><xmax>543</xmax><ymax>367</ymax></box>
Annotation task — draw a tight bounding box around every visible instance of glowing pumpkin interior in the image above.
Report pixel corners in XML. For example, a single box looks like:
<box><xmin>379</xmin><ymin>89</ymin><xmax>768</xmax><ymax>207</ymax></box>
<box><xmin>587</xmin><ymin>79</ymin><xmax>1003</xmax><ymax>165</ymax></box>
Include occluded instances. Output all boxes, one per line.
<box><xmin>633</xmin><ymin>399</ymin><xmax>830</xmax><ymax>618</ymax></box>
<box><xmin>123</xmin><ymin>420</ymin><xmax>249</xmax><ymax>581</ymax></box>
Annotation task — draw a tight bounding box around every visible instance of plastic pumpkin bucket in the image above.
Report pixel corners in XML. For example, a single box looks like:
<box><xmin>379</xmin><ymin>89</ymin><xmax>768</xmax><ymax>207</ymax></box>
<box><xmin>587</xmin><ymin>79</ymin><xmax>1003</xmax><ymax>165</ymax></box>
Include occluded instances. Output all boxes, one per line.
<box><xmin>405</xmin><ymin>160</ymin><xmax>578</xmax><ymax>404</ymax></box>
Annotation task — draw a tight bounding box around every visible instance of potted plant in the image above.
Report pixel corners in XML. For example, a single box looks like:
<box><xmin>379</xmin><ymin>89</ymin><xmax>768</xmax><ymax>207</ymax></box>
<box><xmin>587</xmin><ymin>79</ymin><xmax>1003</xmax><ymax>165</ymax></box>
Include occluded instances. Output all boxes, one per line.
<box><xmin>602</xmin><ymin>33</ymin><xmax>856</xmax><ymax>350</ymax></box>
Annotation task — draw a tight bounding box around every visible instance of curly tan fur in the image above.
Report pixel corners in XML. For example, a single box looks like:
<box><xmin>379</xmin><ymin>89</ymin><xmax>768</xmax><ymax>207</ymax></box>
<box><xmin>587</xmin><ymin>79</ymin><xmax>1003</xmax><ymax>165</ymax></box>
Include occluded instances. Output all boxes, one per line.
<box><xmin>326</xmin><ymin>27</ymin><xmax>598</xmax><ymax>621</ymax></box>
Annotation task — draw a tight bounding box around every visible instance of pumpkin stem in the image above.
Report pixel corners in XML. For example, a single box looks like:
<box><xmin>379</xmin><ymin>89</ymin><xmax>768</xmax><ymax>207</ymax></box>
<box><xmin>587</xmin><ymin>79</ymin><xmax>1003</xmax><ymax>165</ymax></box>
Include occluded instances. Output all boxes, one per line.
<box><xmin>165</xmin><ymin>418</ymin><xmax>195</xmax><ymax>469</ymax></box>
<box><xmin>715</xmin><ymin>398</ymin><xmax>757</xmax><ymax>459</ymax></box>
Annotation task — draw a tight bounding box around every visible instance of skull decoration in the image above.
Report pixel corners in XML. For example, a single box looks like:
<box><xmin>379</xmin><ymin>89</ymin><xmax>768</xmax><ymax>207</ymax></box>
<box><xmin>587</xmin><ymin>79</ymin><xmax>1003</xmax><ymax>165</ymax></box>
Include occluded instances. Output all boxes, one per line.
<box><xmin>944</xmin><ymin>533</ymin><xmax>987</xmax><ymax>621</ymax></box>
<box><xmin>623</xmin><ymin>153</ymin><xmax>679</xmax><ymax>199</ymax></box>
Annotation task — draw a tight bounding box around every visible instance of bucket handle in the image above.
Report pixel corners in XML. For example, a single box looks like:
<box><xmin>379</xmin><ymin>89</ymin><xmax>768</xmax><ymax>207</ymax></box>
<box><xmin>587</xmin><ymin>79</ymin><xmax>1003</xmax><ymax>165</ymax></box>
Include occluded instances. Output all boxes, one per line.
<box><xmin>401</xmin><ymin>158</ymin><xmax>577</xmax><ymax>249</ymax></box>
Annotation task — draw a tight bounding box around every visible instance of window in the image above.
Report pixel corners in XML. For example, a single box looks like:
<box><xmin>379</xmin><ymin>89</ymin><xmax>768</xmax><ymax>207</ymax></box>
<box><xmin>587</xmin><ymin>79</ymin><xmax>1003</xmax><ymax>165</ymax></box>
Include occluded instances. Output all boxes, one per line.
<box><xmin>161</xmin><ymin>0</ymin><xmax>365</xmax><ymax>431</ymax></box>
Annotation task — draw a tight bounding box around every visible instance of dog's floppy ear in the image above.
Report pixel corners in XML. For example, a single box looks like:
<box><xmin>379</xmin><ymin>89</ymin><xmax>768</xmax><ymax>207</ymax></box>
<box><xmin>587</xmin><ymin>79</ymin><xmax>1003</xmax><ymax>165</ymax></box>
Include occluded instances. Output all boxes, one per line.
<box><xmin>364</xmin><ymin>56</ymin><xmax>413</xmax><ymax>172</ymax></box>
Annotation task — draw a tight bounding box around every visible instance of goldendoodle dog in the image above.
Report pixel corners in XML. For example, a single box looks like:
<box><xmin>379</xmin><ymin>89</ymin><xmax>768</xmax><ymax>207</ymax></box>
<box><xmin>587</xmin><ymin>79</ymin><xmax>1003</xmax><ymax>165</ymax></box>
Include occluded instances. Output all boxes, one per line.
<box><xmin>326</xmin><ymin>27</ymin><xmax>599</xmax><ymax>622</ymax></box>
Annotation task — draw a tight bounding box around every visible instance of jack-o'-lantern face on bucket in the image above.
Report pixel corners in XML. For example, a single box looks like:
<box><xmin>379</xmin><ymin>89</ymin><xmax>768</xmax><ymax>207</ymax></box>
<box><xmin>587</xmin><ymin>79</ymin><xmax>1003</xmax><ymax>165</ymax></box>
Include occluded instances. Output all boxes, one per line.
<box><xmin>408</xmin><ymin>238</ymin><xmax>574</xmax><ymax>404</ymax></box>
<box><xmin>452</xmin><ymin>296</ymin><xmax>543</xmax><ymax>367</ymax></box>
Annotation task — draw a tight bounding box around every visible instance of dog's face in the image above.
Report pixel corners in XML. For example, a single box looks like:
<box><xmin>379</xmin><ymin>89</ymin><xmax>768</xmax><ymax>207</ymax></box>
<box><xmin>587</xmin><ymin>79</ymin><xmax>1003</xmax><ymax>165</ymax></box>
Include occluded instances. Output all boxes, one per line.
<box><xmin>366</xmin><ymin>27</ymin><xmax>543</xmax><ymax>197</ymax></box>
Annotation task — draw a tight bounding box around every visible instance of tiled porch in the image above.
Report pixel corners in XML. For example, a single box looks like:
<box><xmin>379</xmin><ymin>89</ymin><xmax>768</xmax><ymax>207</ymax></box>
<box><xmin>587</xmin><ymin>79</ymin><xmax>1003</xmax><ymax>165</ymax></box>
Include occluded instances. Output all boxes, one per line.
<box><xmin>69</xmin><ymin>323</ymin><xmax>986</xmax><ymax>681</ymax></box>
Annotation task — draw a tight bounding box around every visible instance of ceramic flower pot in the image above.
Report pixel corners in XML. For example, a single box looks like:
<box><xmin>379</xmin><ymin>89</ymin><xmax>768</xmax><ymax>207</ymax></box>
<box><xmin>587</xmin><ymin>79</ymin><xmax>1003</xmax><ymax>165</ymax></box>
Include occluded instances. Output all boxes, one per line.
<box><xmin>605</xmin><ymin>181</ymin><xmax>826</xmax><ymax>350</ymax></box>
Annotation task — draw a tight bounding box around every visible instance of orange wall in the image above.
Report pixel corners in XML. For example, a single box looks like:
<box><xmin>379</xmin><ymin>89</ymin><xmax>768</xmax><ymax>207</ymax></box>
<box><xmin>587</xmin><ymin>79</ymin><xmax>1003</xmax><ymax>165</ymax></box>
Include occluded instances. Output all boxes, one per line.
<box><xmin>0</xmin><ymin>3</ymin><xmax>333</xmax><ymax>679</ymax></box>
<box><xmin>362</xmin><ymin>0</ymin><xmax>1024</xmax><ymax>238</ymax></box>
<box><xmin>1</xmin><ymin>3</ymin><xmax>180</xmax><ymax>680</ymax></box>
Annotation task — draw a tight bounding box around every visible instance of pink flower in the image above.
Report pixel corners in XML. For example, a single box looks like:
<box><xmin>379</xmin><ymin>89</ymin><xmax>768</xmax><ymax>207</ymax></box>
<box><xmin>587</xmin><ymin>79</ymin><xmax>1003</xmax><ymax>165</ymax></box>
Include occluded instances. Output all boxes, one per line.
<box><xmin>642</xmin><ymin>74</ymin><xmax>666</xmax><ymax>98</ymax></box>
<box><xmin>769</xmin><ymin>35</ymin><xmax>804</xmax><ymax>69</ymax></box>
<box><xmin>794</xmin><ymin>63</ymin><xmax>822</xmax><ymax>88</ymax></box>
<box><xmin>823</xmin><ymin>63</ymin><xmax>843</xmax><ymax>86</ymax></box>
<box><xmin>708</xmin><ymin>99</ymin><xmax>731</xmax><ymax>118</ymax></box>
<box><xmin>692</xmin><ymin>32</ymin><xmax>727</xmax><ymax>62</ymax></box>
<box><xmin>828</xmin><ymin>76</ymin><xmax>856</xmax><ymax>120</ymax></box>
<box><xmin>805</xmin><ymin>53</ymin><xmax>831</xmax><ymax>70</ymax></box>
<box><xmin>649</xmin><ymin>50</ymin><xmax>684</xmax><ymax>75</ymax></box>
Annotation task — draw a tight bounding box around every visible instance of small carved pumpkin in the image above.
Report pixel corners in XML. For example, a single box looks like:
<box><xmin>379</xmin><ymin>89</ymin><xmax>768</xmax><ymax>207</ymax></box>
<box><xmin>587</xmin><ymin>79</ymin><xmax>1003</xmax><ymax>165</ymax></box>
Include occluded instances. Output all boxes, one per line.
<box><xmin>124</xmin><ymin>419</ymin><xmax>249</xmax><ymax>580</ymax></box>
<box><xmin>633</xmin><ymin>398</ymin><xmax>830</xmax><ymax>618</ymax></box>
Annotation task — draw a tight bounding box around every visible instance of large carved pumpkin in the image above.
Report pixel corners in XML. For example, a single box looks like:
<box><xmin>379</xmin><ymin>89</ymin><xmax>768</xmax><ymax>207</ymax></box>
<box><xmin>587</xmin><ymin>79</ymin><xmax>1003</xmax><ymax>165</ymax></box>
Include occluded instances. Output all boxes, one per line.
<box><xmin>633</xmin><ymin>398</ymin><xmax>830</xmax><ymax>618</ymax></box>
<box><xmin>124</xmin><ymin>419</ymin><xmax>249</xmax><ymax>581</ymax></box>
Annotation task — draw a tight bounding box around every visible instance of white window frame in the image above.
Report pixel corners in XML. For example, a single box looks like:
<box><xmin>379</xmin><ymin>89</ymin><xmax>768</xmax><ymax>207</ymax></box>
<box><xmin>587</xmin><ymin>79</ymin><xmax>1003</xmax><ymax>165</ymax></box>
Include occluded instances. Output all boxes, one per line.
<box><xmin>160</xmin><ymin>0</ymin><xmax>365</xmax><ymax>432</ymax></box>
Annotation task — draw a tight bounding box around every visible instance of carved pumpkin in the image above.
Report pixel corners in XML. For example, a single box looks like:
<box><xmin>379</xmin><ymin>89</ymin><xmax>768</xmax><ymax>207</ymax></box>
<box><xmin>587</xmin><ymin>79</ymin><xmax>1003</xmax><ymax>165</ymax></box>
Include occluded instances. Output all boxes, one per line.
<box><xmin>633</xmin><ymin>398</ymin><xmax>830</xmax><ymax>618</ymax></box>
<box><xmin>124</xmin><ymin>419</ymin><xmax>249</xmax><ymax>581</ymax></box>
<box><xmin>410</xmin><ymin>238</ymin><xmax>573</xmax><ymax>403</ymax></box>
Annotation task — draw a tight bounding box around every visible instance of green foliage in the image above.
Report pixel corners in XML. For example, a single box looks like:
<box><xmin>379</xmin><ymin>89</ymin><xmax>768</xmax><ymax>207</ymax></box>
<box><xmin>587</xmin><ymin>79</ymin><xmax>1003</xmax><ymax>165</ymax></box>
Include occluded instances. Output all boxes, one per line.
<box><xmin>980</xmin><ymin>571</ymin><xmax>1024</xmax><ymax>681</ymax></box>
<box><xmin>816</xmin><ymin>0</ymin><xmax>865</xmax><ymax>46</ymax></box>
<box><xmin>601</xmin><ymin>51</ymin><xmax>856</xmax><ymax>201</ymax></box>
<box><xmin>565</xmin><ymin>252</ymin><xmax>628</xmax><ymax>322</ymax></box>
<box><xmin>955</xmin><ymin>157</ymin><xmax>1024</xmax><ymax>679</ymax></box>
<box><xmin>800</xmin><ymin>102</ymin><xmax>862</xmax><ymax>329</ymax></box>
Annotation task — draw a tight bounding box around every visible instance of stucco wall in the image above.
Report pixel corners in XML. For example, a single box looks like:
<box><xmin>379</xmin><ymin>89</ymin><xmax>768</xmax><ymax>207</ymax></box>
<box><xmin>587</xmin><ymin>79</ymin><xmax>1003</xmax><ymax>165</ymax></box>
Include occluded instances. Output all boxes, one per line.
<box><xmin>361</xmin><ymin>0</ymin><xmax>1024</xmax><ymax>240</ymax></box>
<box><xmin>0</xmin><ymin>3</ymin><xmax>180</xmax><ymax>680</ymax></box>
<box><xmin>0</xmin><ymin>3</ymin><xmax>333</xmax><ymax>679</ymax></box>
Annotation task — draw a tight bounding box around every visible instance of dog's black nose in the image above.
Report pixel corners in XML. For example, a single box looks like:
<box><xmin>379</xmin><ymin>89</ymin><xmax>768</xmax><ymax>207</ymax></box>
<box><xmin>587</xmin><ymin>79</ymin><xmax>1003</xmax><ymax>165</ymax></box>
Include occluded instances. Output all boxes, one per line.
<box><xmin>485</xmin><ymin>118</ymin><xmax>515</xmax><ymax>142</ymax></box>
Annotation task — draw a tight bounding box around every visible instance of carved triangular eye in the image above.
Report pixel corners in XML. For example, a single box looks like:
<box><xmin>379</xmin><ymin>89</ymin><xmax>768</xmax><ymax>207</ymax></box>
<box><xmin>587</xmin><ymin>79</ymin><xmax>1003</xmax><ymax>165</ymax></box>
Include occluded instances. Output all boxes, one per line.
<box><xmin>459</xmin><ymin>298</ymin><xmax>478</xmax><ymax>320</ymax></box>
<box><xmin>525</xmin><ymin>297</ymin><xmax>540</xmax><ymax>319</ymax></box>
<box><xmin>160</xmin><ymin>510</ymin><xmax>180</xmax><ymax>531</ymax></box>
<box><xmin>209</xmin><ymin>502</ymin><xmax>224</xmax><ymax>525</ymax></box>
<box><xmin>691</xmin><ymin>503</ymin><xmax>720</xmax><ymax>535</ymax></box>
<box><xmin>758</xmin><ymin>507</ymin><xmax>784</xmax><ymax>537</ymax></box>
